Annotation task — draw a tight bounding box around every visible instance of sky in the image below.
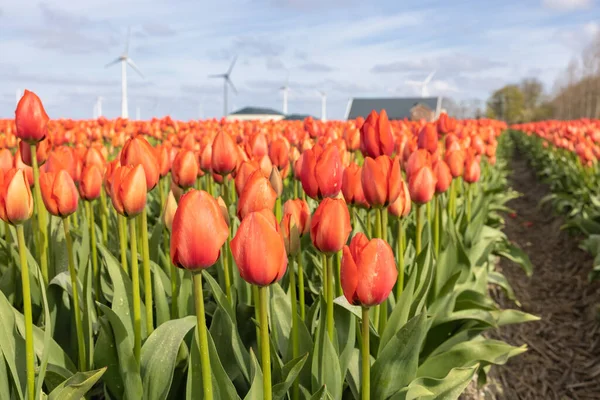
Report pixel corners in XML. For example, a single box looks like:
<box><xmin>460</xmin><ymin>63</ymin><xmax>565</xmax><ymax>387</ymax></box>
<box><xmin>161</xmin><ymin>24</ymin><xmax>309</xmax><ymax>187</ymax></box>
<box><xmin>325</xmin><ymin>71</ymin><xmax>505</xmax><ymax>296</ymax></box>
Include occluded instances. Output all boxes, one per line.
<box><xmin>0</xmin><ymin>0</ymin><xmax>598</xmax><ymax>120</ymax></box>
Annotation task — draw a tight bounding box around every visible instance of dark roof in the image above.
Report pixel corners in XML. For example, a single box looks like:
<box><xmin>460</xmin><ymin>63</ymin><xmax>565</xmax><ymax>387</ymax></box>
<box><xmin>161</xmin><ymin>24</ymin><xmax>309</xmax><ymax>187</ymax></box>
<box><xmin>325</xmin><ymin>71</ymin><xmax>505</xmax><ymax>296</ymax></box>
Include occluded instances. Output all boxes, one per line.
<box><xmin>346</xmin><ymin>97</ymin><xmax>442</xmax><ymax>120</ymax></box>
<box><xmin>230</xmin><ymin>106</ymin><xmax>283</xmax><ymax>116</ymax></box>
<box><xmin>284</xmin><ymin>114</ymin><xmax>314</xmax><ymax>121</ymax></box>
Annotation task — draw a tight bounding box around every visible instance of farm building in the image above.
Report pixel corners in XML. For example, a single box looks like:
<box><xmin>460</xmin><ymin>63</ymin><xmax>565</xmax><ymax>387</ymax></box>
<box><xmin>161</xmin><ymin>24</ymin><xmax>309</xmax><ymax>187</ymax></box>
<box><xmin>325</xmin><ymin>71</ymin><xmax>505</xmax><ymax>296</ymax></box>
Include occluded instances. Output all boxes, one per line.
<box><xmin>346</xmin><ymin>97</ymin><xmax>445</xmax><ymax>121</ymax></box>
<box><xmin>226</xmin><ymin>106</ymin><xmax>285</xmax><ymax>122</ymax></box>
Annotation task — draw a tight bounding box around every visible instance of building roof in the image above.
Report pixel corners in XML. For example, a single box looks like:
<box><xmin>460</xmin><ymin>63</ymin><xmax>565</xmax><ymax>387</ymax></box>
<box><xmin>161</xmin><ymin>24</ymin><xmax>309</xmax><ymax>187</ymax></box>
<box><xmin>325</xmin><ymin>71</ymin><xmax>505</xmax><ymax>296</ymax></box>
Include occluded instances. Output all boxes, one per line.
<box><xmin>283</xmin><ymin>114</ymin><xmax>314</xmax><ymax>121</ymax></box>
<box><xmin>230</xmin><ymin>106</ymin><xmax>284</xmax><ymax>116</ymax></box>
<box><xmin>346</xmin><ymin>97</ymin><xmax>443</xmax><ymax>120</ymax></box>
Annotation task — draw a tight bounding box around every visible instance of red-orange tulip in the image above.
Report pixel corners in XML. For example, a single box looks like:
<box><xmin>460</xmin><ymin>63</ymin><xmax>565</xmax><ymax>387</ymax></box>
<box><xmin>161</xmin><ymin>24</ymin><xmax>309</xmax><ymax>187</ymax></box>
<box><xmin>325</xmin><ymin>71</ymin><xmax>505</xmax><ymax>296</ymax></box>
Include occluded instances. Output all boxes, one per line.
<box><xmin>170</xmin><ymin>190</ymin><xmax>229</xmax><ymax>270</ymax></box>
<box><xmin>408</xmin><ymin>165</ymin><xmax>436</xmax><ymax>204</ymax></box>
<box><xmin>444</xmin><ymin>150</ymin><xmax>465</xmax><ymax>178</ymax></box>
<box><xmin>231</xmin><ymin>210</ymin><xmax>288</xmax><ymax>286</ymax></box>
<box><xmin>19</xmin><ymin>138</ymin><xmax>50</xmax><ymax>166</ymax></box>
<box><xmin>84</xmin><ymin>147</ymin><xmax>105</xmax><ymax>171</ymax></box>
<box><xmin>341</xmin><ymin>233</ymin><xmax>397</xmax><ymax>307</ymax></box>
<box><xmin>301</xmin><ymin>144</ymin><xmax>343</xmax><ymax>199</ymax></box>
<box><xmin>237</xmin><ymin>170</ymin><xmax>277</xmax><ymax>220</ymax></box>
<box><xmin>433</xmin><ymin>159</ymin><xmax>452</xmax><ymax>194</ymax></box>
<box><xmin>162</xmin><ymin>190</ymin><xmax>177</xmax><ymax>231</ymax></box>
<box><xmin>269</xmin><ymin>138</ymin><xmax>289</xmax><ymax>169</ymax></box>
<box><xmin>110</xmin><ymin>165</ymin><xmax>147</xmax><ymax>217</ymax></box>
<box><xmin>342</xmin><ymin>163</ymin><xmax>369</xmax><ymax>208</ymax></box>
<box><xmin>360</xmin><ymin>110</ymin><xmax>394</xmax><ymax>158</ymax></box>
<box><xmin>40</xmin><ymin>170</ymin><xmax>79</xmax><ymax>217</ymax></box>
<box><xmin>282</xmin><ymin>199</ymin><xmax>311</xmax><ymax>235</ymax></box>
<box><xmin>45</xmin><ymin>146</ymin><xmax>81</xmax><ymax>183</ymax></box>
<box><xmin>388</xmin><ymin>179</ymin><xmax>411</xmax><ymax>218</ymax></box>
<box><xmin>437</xmin><ymin>113</ymin><xmax>457</xmax><ymax>134</ymax></box>
<box><xmin>0</xmin><ymin>169</ymin><xmax>33</xmax><ymax>225</ymax></box>
<box><xmin>212</xmin><ymin>131</ymin><xmax>238</xmax><ymax>175</ymax></box>
<box><xmin>13</xmin><ymin>149</ymin><xmax>34</xmax><ymax>187</ymax></box>
<box><xmin>281</xmin><ymin>212</ymin><xmax>300</xmax><ymax>256</ymax></box>
<box><xmin>235</xmin><ymin>161</ymin><xmax>260</xmax><ymax>196</ymax></box>
<box><xmin>15</xmin><ymin>90</ymin><xmax>49</xmax><ymax>144</ymax></box>
<box><xmin>417</xmin><ymin>123</ymin><xmax>438</xmax><ymax>155</ymax></box>
<box><xmin>121</xmin><ymin>136</ymin><xmax>159</xmax><ymax>191</ymax></box>
<box><xmin>79</xmin><ymin>165</ymin><xmax>103</xmax><ymax>201</ymax></box>
<box><xmin>361</xmin><ymin>156</ymin><xmax>401</xmax><ymax>208</ymax></box>
<box><xmin>310</xmin><ymin>198</ymin><xmax>352</xmax><ymax>254</ymax></box>
<box><xmin>464</xmin><ymin>152</ymin><xmax>481</xmax><ymax>183</ymax></box>
<box><xmin>0</xmin><ymin>149</ymin><xmax>13</xmax><ymax>173</ymax></box>
<box><xmin>156</xmin><ymin>145</ymin><xmax>171</xmax><ymax>178</ymax></box>
<box><xmin>171</xmin><ymin>149</ymin><xmax>199</xmax><ymax>189</ymax></box>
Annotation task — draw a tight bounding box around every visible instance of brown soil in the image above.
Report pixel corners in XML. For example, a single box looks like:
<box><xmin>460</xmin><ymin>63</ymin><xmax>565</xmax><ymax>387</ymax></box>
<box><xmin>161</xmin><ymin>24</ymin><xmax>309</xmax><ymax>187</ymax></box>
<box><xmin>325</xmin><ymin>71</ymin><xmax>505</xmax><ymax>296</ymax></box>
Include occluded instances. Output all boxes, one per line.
<box><xmin>463</xmin><ymin>152</ymin><xmax>600</xmax><ymax>400</ymax></box>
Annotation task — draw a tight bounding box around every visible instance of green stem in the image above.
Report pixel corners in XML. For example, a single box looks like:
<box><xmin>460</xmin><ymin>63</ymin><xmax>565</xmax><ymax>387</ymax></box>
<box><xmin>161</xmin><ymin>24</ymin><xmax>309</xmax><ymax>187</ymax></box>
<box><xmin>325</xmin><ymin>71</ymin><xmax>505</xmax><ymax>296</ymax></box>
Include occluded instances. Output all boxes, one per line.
<box><xmin>118</xmin><ymin>214</ymin><xmax>128</xmax><ymax>275</ymax></box>
<box><xmin>258</xmin><ymin>285</ymin><xmax>272</xmax><ymax>400</ymax></box>
<box><xmin>86</xmin><ymin>202</ymin><xmax>99</xmax><ymax>303</ymax></box>
<box><xmin>322</xmin><ymin>253</ymin><xmax>328</xmax><ymax>299</ymax></box>
<box><xmin>396</xmin><ymin>218</ymin><xmax>405</xmax><ymax>299</ymax></box>
<box><xmin>140</xmin><ymin>208</ymin><xmax>154</xmax><ymax>335</ymax></box>
<box><xmin>293</xmin><ymin>179</ymin><xmax>299</xmax><ymax>199</ymax></box>
<box><xmin>296</xmin><ymin>248</ymin><xmax>305</xmax><ymax>321</ymax></box>
<box><xmin>253</xmin><ymin>285</ymin><xmax>261</xmax><ymax>357</ymax></box>
<box><xmin>221</xmin><ymin>182</ymin><xmax>232</xmax><ymax>304</ymax></box>
<box><xmin>193</xmin><ymin>272</ymin><xmax>213</xmax><ymax>400</ymax></box>
<box><xmin>326</xmin><ymin>254</ymin><xmax>334</xmax><ymax>342</ymax></box>
<box><xmin>158</xmin><ymin>177</ymin><xmax>165</xmax><ymax>214</ymax></box>
<box><xmin>366</xmin><ymin>209</ymin><xmax>372</xmax><ymax>238</ymax></box>
<box><xmin>99</xmin><ymin>189</ymin><xmax>109</xmax><ymax>246</ymax></box>
<box><xmin>288</xmin><ymin>257</ymin><xmax>299</xmax><ymax>400</ymax></box>
<box><xmin>335</xmin><ymin>251</ymin><xmax>342</xmax><ymax>297</ymax></box>
<box><xmin>378</xmin><ymin>301</ymin><xmax>387</xmax><ymax>335</ymax></box>
<box><xmin>375</xmin><ymin>208</ymin><xmax>382</xmax><ymax>239</ymax></box>
<box><xmin>466</xmin><ymin>183</ymin><xmax>472</xmax><ymax>222</ymax></box>
<box><xmin>72</xmin><ymin>210</ymin><xmax>79</xmax><ymax>230</ymax></box>
<box><xmin>17</xmin><ymin>225</ymin><xmax>35</xmax><ymax>400</ymax></box>
<box><xmin>416</xmin><ymin>204</ymin><xmax>423</xmax><ymax>255</ymax></box>
<box><xmin>129</xmin><ymin>218</ymin><xmax>142</xmax><ymax>364</ymax></box>
<box><xmin>63</xmin><ymin>218</ymin><xmax>86</xmax><ymax>371</ymax></box>
<box><xmin>448</xmin><ymin>179</ymin><xmax>456</xmax><ymax>220</ymax></box>
<box><xmin>434</xmin><ymin>195</ymin><xmax>440</xmax><ymax>259</ymax></box>
<box><xmin>30</xmin><ymin>143</ymin><xmax>48</xmax><ymax>286</ymax></box>
<box><xmin>163</xmin><ymin>224</ymin><xmax>178</xmax><ymax>319</ymax></box>
<box><xmin>361</xmin><ymin>307</ymin><xmax>370</xmax><ymax>400</ymax></box>
<box><xmin>275</xmin><ymin>196</ymin><xmax>282</xmax><ymax>223</ymax></box>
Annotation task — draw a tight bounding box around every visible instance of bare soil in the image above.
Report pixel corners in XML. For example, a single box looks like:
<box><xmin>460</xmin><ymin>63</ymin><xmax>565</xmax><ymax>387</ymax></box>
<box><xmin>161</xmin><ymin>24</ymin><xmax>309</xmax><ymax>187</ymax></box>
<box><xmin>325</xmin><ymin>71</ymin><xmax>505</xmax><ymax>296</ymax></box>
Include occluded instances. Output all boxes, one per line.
<box><xmin>463</xmin><ymin>152</ymin><xmax>600</xmax><ymax>400</ymax></box>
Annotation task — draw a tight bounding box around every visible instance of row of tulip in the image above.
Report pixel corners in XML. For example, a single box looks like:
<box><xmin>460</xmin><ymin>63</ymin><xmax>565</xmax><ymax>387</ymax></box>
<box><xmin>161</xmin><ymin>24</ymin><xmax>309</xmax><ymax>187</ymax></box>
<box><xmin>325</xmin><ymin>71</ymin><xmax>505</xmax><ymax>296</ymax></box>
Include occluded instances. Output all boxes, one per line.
<box><xmin>0</xmin><ymin>90</ymin><xmax>535</xmax><ymax>400</ymax></box>
<box><xmin>511</xmin><ymin>121</ymin><xmax>600</xmax><ymax>280</ymax></box>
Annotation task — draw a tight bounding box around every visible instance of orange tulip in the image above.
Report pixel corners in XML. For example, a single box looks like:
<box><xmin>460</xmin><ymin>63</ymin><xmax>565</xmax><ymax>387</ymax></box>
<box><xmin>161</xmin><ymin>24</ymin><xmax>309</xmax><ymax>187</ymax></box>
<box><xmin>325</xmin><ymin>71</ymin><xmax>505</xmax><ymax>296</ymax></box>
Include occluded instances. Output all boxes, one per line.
<box><xmin>281</xmin><ymin>212</ymin><xmax>300</xmax><ymax>256</ymax></box>
<box><xmin>269</xmin><ymin>137</ymin><xmax>289</xmax><ymax>169</ymax></box>
<box><xmin>19</xmin><ymin>138</ymin><xmax>50</xmax><ymax>166</ymax></box>
<box><xmin>45</xmin><ymin>146</ymin><xmax>81</xmax><ymax>183</ymax></box>
<box><xmin>0</xmin><ymin>169</ymin><xmax>33</xmax><ymax>225</ymax></box>
<box><xmin>170</xmin><ymin>190</ymin><xmax>229</xmax><ymax>270</ymax></box>
<box><xmin>433</xmin><ymin>159</ymin><xmax>452</xmax><ymax>194</ymax></box>
<box><xmin>405</xmin><ymin>149</ymin><xmax>431</xmax><ymax>178</ymax></box>
<box><xmin>237</xmin><ymin>170</ymin><xmax>277</xmax><ymax>220</ymax></box>
<box><xmin>282</xmin><ymin>199</ymin><xmax>311</xmax><ymax>235</ymax></box>
<box><xmin>341</xmin><ymin>233</ymin><xmax>397</xmax><ymax>307</ymax></box>
<box><xmin>359</xmin><ymin>110</ymin><xmax>394</xmax><ymax>158</ymax></box>
<box><xmin>110</xmin><ymin>165</ymin><xmax>147</xmax><ymax>217</ymax></box>
<box><xmin>121</xmin><ymin>136</ymin><xmax>159</xmax><ymax>191</ymax></box>
<box><xmin>79</xmin><ymin>164</ymin><xmax>103</xmax><ymax>201</ymax></box>
<box><xmin>231</xmin><ymin>210</ymin><xmax>288</xmax><ymax>286</ymax></box>
<box><xmin>444</xmin><ymin>150</ymin><xmax>465</xmax><ymax>178</ymax></box>
<box><xmin>361</xmin><ymin>156</ymin><xmax>401</xmax><ymax>208</ymax></box>
<box><xmin>437</xmin><ymin>113</ymin><xmax>456</xmax><ymax>134</ymax></box>
<box><xmin>83</xmin><ymin>147</ymin><xmax>106</xmax><ymax>171</ymax></box>
<box><xmin>211</xmin><ymin>130</ymin><xmax>238</xmax><ymax>175</ymax></box>
<box><xmin>408</xmin><ymin>165</ymin><xmax>436</xmax><ymax>204</ymax></box>
<box><xmin>162</xmin><ymin>191</ymin><xmax>178</xmax><ymax>231</ymax></box>
<box><xmin>301</xmin><ymin>144</ymin><xmax>343</xmax><ymax>199</ymax></box>
<box><xmin>171</xmin><ymin>149</ymin><xmax>199</xmax><ymax>189</ymax></box>
<box><xmin>13</xmin><ymin>149</ymin><xmax>34</xmax><ymax>187</ymax></box>
<box><xmin>40</xmin><ymin>170</ymin><xmax>79</xmax><ymax>217</ymax></box>
<box><xmin>235</xmin><ymin>161</ymin><xmax>260</xmax><ymax>196</ymax></box>
<box><xmin>0</xmin><ymin>149</ymin><xmax>13</xmax><ymax>173</ymax></box>
<box><xmin>342</xmin><ymin>163</ymin><xmax>369</xmax><ymax>208</ymax></box>
<box><xmin>15</xmin><ymin>90</ymin><xmax>49</xmax><ymax>144</ymax></box>
<box><xmin>417</xmin><ymin>123</ymin><xmax>438</xmax><ymax>155</ymax></box>
<box><xmin>156</xmin><ymin>145</ymin><xmax>171</xmax><ymax>178</ymax></box>
<box><xmin>388</xmin><ymin>179</ymin><xmax>411</xmax><ymax>218</ymax></box>
<box><xmin>310</xmin><ymin>198</ymin><xmax>352</xmax><ymax>254</ymax></box>
<box><xmin>464</xmin><ymin>152</ymin><xmax>481</xmax><ymax>183</ymax></box>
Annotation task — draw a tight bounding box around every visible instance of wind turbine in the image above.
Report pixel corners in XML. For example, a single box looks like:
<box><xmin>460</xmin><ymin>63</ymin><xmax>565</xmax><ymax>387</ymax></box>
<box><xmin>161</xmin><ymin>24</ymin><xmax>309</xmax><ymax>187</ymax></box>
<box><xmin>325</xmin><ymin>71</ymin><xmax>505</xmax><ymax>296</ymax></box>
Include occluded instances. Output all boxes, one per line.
<box><xmin>105</xmin><ymin>27</ymin><xmax>144</xmax><ymax>118</ymax></box>
<box><xmin>406</xmin><ymin>70</ymin><xmax>436</xmax><ymax>97</ymax></box>
<box><xmin>209</xmin><ymin>56</ymin><xmax>238</xmax><ymax>117</ymax></box>
<box><xmin>94</xmin><ymin>96</ymin><xmax>104</xmax><ymax>118</ymax></box>
<box><xmin>318</xmin><ymin>90</ymin><xmax>327</xmax><ymax>122</ymax></box>
<box><xmin>280</xmin><ymin>72</ymin><xmax>290</xmax><ymax>115</ymax></box>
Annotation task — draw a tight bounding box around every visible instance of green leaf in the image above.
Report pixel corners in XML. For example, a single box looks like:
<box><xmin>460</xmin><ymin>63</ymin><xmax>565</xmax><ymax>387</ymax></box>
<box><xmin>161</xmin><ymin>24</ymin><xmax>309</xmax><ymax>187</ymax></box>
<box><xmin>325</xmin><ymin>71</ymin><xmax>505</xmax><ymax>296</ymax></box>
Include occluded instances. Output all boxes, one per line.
<box><xmin>496</xmin><ymin>242</ymin><xmax>533</xmax><ymax>277</ymax></box>
<box><xmin>150</xmin><ymin>262</ymin><xmax>170</xmax><ymax>327</ymax></box>
<box><xmin>34</xmin><ymin>264</ymin><xmax>53</xmax><ymax>399</ymax></box>
<box><xmin>244</xmin><ymin>351</ymin><xmax>263</xmax><ymax>400</ymax></box>
<box><xmin>0</xmin><ymin>354</ymin><xmax>10</xmax><ymax>400</ymax></box>
<box><xmin>310</xmin><ymin>385</ymin><xmax>334</xmax><ymax>400</ymax></box>
<box><xmin>371</xmin><ymin>313</ymin><xmax>427</xmax><ymax>399</ymax></box>
<box><xmin>0</xmin><ymin>290</ymin><xmax>25</xmax><ymax>399</ymax></box>
<box><xmin>431</xmin><ymin>310</ymin><xmax>497</xmax><ymax>328</ymax></box>
<box><xmin>48</xmin><ymin>367</ymin><xmax>107</xmax><ymax>400</ymax></box>
<box><xmin>311</xmin><ymin>300</ymin><xmax>342</xmax><ymax>400</ymax></box>
<box><xmin>391</xmin><ymin>365</ymin><xmax>478</xmax><ymax>400</ymax></box>
<box><xmin>491</xmin><ymin>310</ymin><xmax>540</xmax><ymax>326</ymax></box>
<box><xmin>333</xmin><ymin>299</ymin><xmax>355</xmax><ymax>380</ymax></box>
<box><xmin>417</xmin><ymin>339</ymin><xmax>527</xmax><ymax>379</ymax></box>
<box><xmin>272</xmin><ymin>353</ymin><xmax>308</xmax><ymax>400</ymax></box>
<box><xmin>140</xmin><ymin>316</ymin><xmax>196</xmax><ymax>400</ymax></box>
<box><xmin>379</xmin><ymin>271</ymin><xmax>417</xmax><ymax>355</ymax></box>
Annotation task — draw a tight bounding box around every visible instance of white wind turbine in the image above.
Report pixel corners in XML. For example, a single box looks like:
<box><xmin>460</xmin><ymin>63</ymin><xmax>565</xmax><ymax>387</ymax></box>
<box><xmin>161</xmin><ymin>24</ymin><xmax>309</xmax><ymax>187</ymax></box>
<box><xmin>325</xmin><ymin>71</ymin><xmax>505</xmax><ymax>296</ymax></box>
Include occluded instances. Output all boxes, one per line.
<box><xmin>406</xmin><ymin>70</ymin><xmax>436</xmax><ymax>97</ymax></box>
<box><xmin>280</xmin><ymin>72</ymin><xmax>290</xmax><ymax>115</ymax></box>
<box><xmin>94</xmin><ymin>96</ymin><xmax>104</xmax><ymax>118</ymax></box>
<box><xmin>105</xmin><ymin>28</ymin><xmax>144</xmax><ymax>118</ymax></box>
<box><xmin>209</xmin><ymin>56</ymin><xmax>238</xmax><ymax>117</ymax></box>
<box><xmin>318</xmin><ymin>90</ymin><xmax>327</xmax><ymax>122</ymax></box>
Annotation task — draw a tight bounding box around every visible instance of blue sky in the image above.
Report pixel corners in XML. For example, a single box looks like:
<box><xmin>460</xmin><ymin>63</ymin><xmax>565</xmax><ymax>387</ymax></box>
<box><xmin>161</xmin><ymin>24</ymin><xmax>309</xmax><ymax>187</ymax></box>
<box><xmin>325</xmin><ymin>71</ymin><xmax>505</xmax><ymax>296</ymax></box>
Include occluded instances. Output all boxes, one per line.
<box><xmin>0</xmin><ymin>0</ymin><xmax>598</xmax><ymax>120</ymax></box>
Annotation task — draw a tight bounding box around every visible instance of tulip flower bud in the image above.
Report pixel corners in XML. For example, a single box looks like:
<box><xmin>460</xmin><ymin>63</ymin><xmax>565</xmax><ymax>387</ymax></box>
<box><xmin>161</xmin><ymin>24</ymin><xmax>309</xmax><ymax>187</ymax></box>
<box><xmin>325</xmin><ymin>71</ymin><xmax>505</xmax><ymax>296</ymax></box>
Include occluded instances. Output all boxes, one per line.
<box><xmin>417</xmin><ymin>124</ymin><xmax>439</xmax><ymax>154</ymax></box>
<box><xmin>269</xmin><ymin>137</ymin><xmax>289</xmax><ymax>170</ymax></box>
<box><xmin>84</xmin><ymin>147</ymin><xmax>106</xmax><ymax>172</ymax></box>
<box><xmin>361</xmin><ymin>156</ymin><xmax>401</xmax><ymax>208</ymax></box>
<box><xmin>464</xmin><ymin>153</ymin><xmax>481</xmax><ymax>183</ymax></box>
<box><xmin>408</xmin><ymin>165</ymin><xmax>436</xmax><ymax>204</ymax></box>
<box><xmin>281</xmin><ymin>212</ymin><xmax>301</xmax><ymax>256</ymax></box>
<box><xmin>433</xmin><ymin>159</ymin><xmax>452</xmax><ymax>194</ymax></box>
<box><xmin>19</xmin><ymin>138</ymin><xmax>50</xmax><ymax>166</ymax></box>
<box><xmin>231</xmin><ymin>210</ymin><xmax>288</xmax><ymax>286</ymax></box>
<box><xmin>359</xmin><ymin>110</ymin><xmax>394</xmax><ymax>158</ymax></box>
<box><xmin>121</xmin><ymin>136</ymin><xmax>160</xmax><ymax>191</ymax></box>
<box><xmin>269</xmin><ymin>166</ymin><xmax>283</xmax><ymax>198</ymax></box>
<box><xmin>0</xmin><ymin>149</ymin><xmax>14</xmax><ymax>174</ymax></box>
<box><xmin>342</xmin><ymin>163</ymin><xmax>369</xmax><ymax>208</ymax></box>
<box><xmin>171</xmin><ymin>190</ymin><xmax>229</xmax><ymax>270</ymax></box>
<box><xmin>0</xmin><ymin>169</ymin><xmax>34</xmax><ymax>225</ymax></box>
<box><xmin>110</xmin><ymin>165</ymin><xmax>147</xmax><ymax>218</ymax></box>
<box><xmin>216</xmin><ymin>196</ymin><xmax>230</xmax><ymax>228</ymax></box>
<box><xmin>211</xmin><ymin>131</ymin><xmax>238</xmax><ymax>175</ymax></box>
<box><xmin>235</xmin><ymin>161</ymin><xmax>260</xmax><ymax>196</ymax></box>
<box><xmin>283</xmin><ymin>199</ymin><xmax>311</xmax><ymax>235</ymax></box>
<box><xmin>171</xmin><ymin>149</ymin><xmax>199</xmax><ymax>189</ymax></box>
<box><xmin>341</xmin><ymin>233</ymin><xmax>397</xmax><ymax>307</ymax></box>
<box><xmin>13</xmin><ymin>149</ymin><xmax>34</xmax><ymax>187</ymax></box>
<box><xmin>156</xmin><ymin>145</ymin><xmax>171</xmax><ymax>178</ymax></box>
<box><xmin>310</xmin><ymin>197</ymin><xmax>352</xmax><ymax>254</ymax></box>
<box><xmin>301</xmin><ymin>145</ymin><xmax>343</xmax><ymax>199</ymax></box>
<box><xmin>40</xmin><ymin>170</ymin><xmax>79</xmax><ymax>217</ymax></box>
<box><xmin>237</xmin><ymin>170</ymin><xmax>277</xmax><ymax>220</ymax></box>
<box><xmin>444</xmin><ymin>150</ymin><xmax>465</xmax><ymax>178</ymax></box>
<box><xmin>79</xmin><ymin>164</ymin><xmax>103</xmax><ymax>201</ymax></box>
<box><xmin>162</xmin><ymin>190</ymin><xmax>177</xmax><ymax>231</ymax></box>
<box><xmin>45</xmin><ymin>146</ymin><xmax>81</xmax><ymax>183</ymax></box>
<box><xmin>15</xmin><ymin>90</ymin><xmax>49</xmax><ymax>144</ymax></box>
<box><xmin>388</xmin><ymin>179</ymin><xmax>411</xmax><ymax>218</ymax></box>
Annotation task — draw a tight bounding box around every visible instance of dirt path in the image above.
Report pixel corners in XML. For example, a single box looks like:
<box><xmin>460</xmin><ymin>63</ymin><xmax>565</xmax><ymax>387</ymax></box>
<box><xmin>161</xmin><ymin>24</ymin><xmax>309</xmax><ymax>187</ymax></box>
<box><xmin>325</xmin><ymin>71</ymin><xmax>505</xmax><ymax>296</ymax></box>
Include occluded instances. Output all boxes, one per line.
<box><xmin>468</xmin><ymin>151</ymin><xmax>600</xmax><ymax>399</ymax></box>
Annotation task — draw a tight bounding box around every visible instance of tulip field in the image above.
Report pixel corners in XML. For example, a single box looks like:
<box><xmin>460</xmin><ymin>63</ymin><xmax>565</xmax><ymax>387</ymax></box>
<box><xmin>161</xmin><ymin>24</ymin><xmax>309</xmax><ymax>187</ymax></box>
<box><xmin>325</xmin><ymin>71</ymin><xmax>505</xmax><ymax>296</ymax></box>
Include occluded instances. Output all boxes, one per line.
<box><xmin>0</xmin><ymin>91</ymin><xmax>541</xmax><ymax>400</ymax></box>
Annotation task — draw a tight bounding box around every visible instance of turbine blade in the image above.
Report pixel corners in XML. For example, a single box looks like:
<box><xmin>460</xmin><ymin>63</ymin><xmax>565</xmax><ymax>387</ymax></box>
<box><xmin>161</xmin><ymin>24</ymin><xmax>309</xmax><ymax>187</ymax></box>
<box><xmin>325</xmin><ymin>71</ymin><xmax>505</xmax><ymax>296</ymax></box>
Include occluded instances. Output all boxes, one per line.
<box><xmin>423</xmin><ymin>70</ymin><xmax>436</xmax><ymax>84</ymax></box>
<box><xmin>105</xmin><ymin>58</ymin><xmax>122</xmax><ymax>68</ymax></box>
<box><xmin>227</xmin><ymin>55</ymin><xmax>238</xmax><ymax>76</ymax></box>
<box><xmin>209</xmin><ymin>74</ymin><xmax>226</xmax><ymax>78</ymax></box>
<box><xmin>227</xmin><ymin>78</ymin><xmax>237</xmax><ymax>94</ymax></box>
<box><xmin>127</xmin><ymin>58</ymin><xmax>145</xmax><ymax>78</ymax></box>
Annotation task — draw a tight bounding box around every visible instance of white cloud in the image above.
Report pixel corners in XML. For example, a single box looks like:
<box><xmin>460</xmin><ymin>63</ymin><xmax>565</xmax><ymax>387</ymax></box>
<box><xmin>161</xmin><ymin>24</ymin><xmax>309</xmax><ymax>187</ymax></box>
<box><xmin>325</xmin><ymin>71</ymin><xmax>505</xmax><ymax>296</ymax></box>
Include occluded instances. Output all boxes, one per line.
<box><xmin>542</xmin><ymin>0</ymin><xmax>593</xmax><ymax>11</ymax></box>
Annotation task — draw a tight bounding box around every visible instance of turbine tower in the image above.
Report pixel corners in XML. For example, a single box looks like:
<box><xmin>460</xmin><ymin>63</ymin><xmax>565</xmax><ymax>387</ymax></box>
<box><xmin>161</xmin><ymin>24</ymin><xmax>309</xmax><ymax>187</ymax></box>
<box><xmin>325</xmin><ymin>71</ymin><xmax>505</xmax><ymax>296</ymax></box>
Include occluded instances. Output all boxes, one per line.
<box><xmin>95</xmin><ymin>96</ymin><xmax>104</xmax><ymax>118</ymax></box>
<box><xmin>280</xmin><ymin>73</ymin><xmax>290</xmax><ymax>115</ymax></box>
<box><xmin>318</xmin><ymin>90</ymin><xmax>327</xmax><ymax>122</ymax></box>
<box><xmin>209</xmin><ymin>56</ymin><xmax>238</xmax><ymax>117</ymax></box>
<box><xmin>406</xmin><ymin>70</ymin><xmax>436</xmax><ymax>97</ymax></box>
<box><xmin>105</xmin><ymin>28</ymin><xmax>144</xmax><ymax>118</ymax></box>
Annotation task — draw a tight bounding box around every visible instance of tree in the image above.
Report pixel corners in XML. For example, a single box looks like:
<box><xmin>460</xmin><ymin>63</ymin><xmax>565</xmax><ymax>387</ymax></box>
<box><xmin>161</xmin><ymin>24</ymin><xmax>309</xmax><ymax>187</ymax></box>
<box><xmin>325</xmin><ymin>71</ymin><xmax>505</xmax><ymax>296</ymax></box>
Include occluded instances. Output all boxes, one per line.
<box><xmin>486</xmin><ymin>85</ymin><xmax>525</xmax><ymax>123</ymax></box>
<box><xmin>520</xmin><ymin>78</ymin><xmax>544</xmax><ymax>110</ymax></box>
